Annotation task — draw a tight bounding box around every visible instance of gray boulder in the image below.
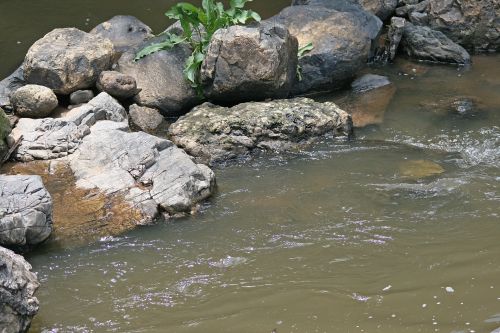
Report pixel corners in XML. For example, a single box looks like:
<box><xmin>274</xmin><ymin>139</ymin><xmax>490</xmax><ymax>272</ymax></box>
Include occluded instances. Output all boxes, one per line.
<box><xmin>0</xmin><ymin>175</ymin><xmax>52</xmax><ymax>247</ymax></box>
<box><xmin>201</xmin><ymin>23</ymin><xmax>298</xmax><ymax>103</ymax></box>
<box><xmin>271</xmin><ymin>5</ymin><xmax>382</xmax><ymax>94</ymax></box>
<box><xmin>0</xmin><ymin>246</ymin><xmax>40</xmax><ymax>333</ymax></box>
<box><xmin>0</xmin><ymin>66</ymin><xmax>25</xmax><ymax>111</ymax></box>
<box><xmin>23</xmin><ymin>28</ymin><xmax>115</xmax><ymax>95</ymax></box>
<box><xmin>10</xmin><ymin>85</ymin><xmax>58</xmax><ymax>118</ymax></box>
<box><xmin>69</xmin><ymin>90</ymin><xmax>94</xmax><ymax>105</ymax></box>
<box><xmin>10</xmin><ymin>92</ymin><xmax>127</xmax><ymax>162</ymax></box>
<box><xmin>96</xmin><ymin>71</ymin><xmax>140</xmax><ymax>99</ymax></box>
<box><xmin>69</xmin><ymin>122</ymin><xmax>215</xmax><ymax>220</ymax></box>
<box><xmin>169</xmin><ymin>98</ymin><xmax>353</xmax><ymax>165</ymax></box>
<box><xmin>387</xmin><ymin>17</ymin><xmax>405</xmax><ymax>61</ymax></box>
<box><xmin>90</xmin><ymin>15</ymin><xmax>153</xmax><ymax>54</ymax></box>
<box><xmin>401</xmin><ymin>22</ymin><xmax>471</xmax><ymax>64</ymax></box>
<box><xmin>292</xmin><ymin>0</ymin><xmax>397</xmax><ymax>21</ymax></box>
<box><xmin>117</xmin><ymin>37</ymin><xmax>199</xmax><ymax>117</ymax></box>
<box><xmin>395</xmin><ymin>0</ymin><xmax>429</xmax><ymax>17</ymax></box>
<box><xmin>128</xmin><ymin>104</ymin><xmax>167</xmax><ymax>134</ymax></box>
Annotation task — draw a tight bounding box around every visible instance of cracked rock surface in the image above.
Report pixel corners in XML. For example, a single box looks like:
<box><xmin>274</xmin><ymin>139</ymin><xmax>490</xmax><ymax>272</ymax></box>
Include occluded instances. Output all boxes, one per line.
<box><xmin>169</xmin><ymin>98</ymin><xmax>353</xmax><ymax>165</ymax></box>
<box><xmin>0</xmin><ymin>175</ymin><xmax>52</xmax><ymax>247</ymax></box>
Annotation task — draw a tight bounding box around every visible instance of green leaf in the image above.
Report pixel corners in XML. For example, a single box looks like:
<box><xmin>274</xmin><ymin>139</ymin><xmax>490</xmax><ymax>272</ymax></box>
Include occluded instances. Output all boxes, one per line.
<box><xmin>298</xmin><ymin>42</ymin><xmax>314</xmax><ymax>58</ymax></box>
<box><xmin>134</xmin><ymin>34</ymin><xmax>186</xmax><ymax>61</ymax></box>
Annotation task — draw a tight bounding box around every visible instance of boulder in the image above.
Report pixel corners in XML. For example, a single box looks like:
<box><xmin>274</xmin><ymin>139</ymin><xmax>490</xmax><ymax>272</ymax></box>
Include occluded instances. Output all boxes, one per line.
<box><xmin>395</xmin><ymin>0</ymin><xmax>429</xmax><ymax>17</ymax></box>
<box><xmin>201</xmin><ymin>23</ymin><xmax>298</xmax><ymax>104</ymax></box>
<box><xmin>387</xmin><ymin>17</ymin><xmax>406</xmax><ymax>61</ymax></box>
<box><xmin>69</xmin><ymin>90</ymin><xmax>94</xmax><ymax>105</ymax></box>
<box><xmin>169</xmin><ymin>98</ymin><xmax>353</xmax><ymax>165</ymax></box>
<box><xmin>69</xmin><ymin>122</ymin><xmax>215</xmax><ymax>219</ymax></box>
<box><xmin>10</xmin><ymin>93</ymin><xmax>127</xmax><ymax>162</ymax></box>
<box><xmin>23</xmin><ymin>28</ymin><xmax>115</xmax><ymax>95</ymax></box>
<box><xmin>292</xmin><ymin>0</ymin><xmax>397</xmax><ymax>21</ymax></box>
<box><xmin>424</xmin><ymin>0</ymin><xmax>500</xmax><ymax>52</ymax></box>
<box><xmin>10</xmin><ymin>85</ymin><xmax>58</xmax><ymax>118</ymax></box>
<box><xmin>0</xmin><ymin>66</ymin><xmax>25</xmax><ymax>111</ymax></box>
<box><xmin>0</xmin><ymin>246</ymin><xmax>39</xmax><ymax>333</ymax></box>
<box><xmin>401</xmin><ymin>22</ymin><xmax>471</xmax><ymax>64</ymax></box>
<box><xmin>90</xmin><ymin>15</ymin><xmax>153</xmax><ymax>54</ymax></box>
<box><xmin>0</xmin><ymin>175</ymin><xmax>52</xmax><ymax>247</ymax></box>
<box><xmin>128</xmin><ymin>104</ymin><xmax>167</xmax><ymax>134</ymax></box>
<box><xmin>96</xmin><ymin>71</ymin><xmax>140</xmax><ymax>99</ymax></box>
<box><xmin>270</xmin><ymin>5</ymin><xmax>381</xmax><ymax>94</ymax></box>
<box><xmin>408</xmin><ymin>11</ymin><xmax>428</xmax><ymax>25</ymax></box>
<box><xmin>117</xmin><ymin>37</ymin><xmax>199</xmax><ymax>117</ymax></box>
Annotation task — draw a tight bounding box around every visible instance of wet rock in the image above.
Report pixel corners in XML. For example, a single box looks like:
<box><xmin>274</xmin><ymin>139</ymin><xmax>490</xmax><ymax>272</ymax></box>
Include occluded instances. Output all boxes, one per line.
<box><xmin>0</xmin><ymin>246</ymin><xmax>39</xmax><ymax>333</ymax></box>
<box><xmin>69</xmin><ymin>121</ymin><xmax>215</xmax><ymax>220</ymax></box>
<box><xmin>0</xmin><ymin>66</ymin><xmax>25</xmax><ymax>111</ymax></box>
<box><xmin>424</xmin><ymin>0</ymin><xmax>500</xmax><ymax>52</ymax></box>
<box><xmin>23</xmin><ymin>28</ymin><xmax>115</xmax><ymax>95</ymax></box>
<box><xmin>420</xmin><ymin>96</ymin><xmax>483</xmax><ymax>117</ymax></box>
<box><xmin>10</xmin><ymin>92</ymin><xmax>126</xmax><ymax>161</ymax></box>
<box><xmin>90</xmin><ymin>15</ymin><xmax>153</xmax><ymax>54</ymax></box>
<box><xmin>201</xmin><ymin>23</ymin><xmax>298</xmax><ymax>104</ymax></box>
<box><xmin>96</xmin><ymin>71</ymin><xmax>139</xmax><ymax>99</ymax></box>
<box><xmin>401</xmin><ymin>22</ymin><xmax>471</xmax><ymax>64</ymax></box>
<box><xmin>10</xmin><ymin>85</ymin><xmax>58</xmax><ymax>118</ymax></box>
<box><xmin>128</xmin><ymin>104</ymin><xmax>166</xmax><ymax>134</ymax></box>
<box><xmin>117</xmin><ymin>37</ymin><xmax>198</xmax><ymax>117</ymax></box>
<box><xmin>271</xmin><ymin>5</ymin><xmax>381</xmax><ymax>94</ymax></box>
<box><xmin>0</xmin><ymin>175</ymin><xmax>53</xmax><ymax>247</ymax></box>
<box><xmin>69</xmin><ymin>90</ymin><xmax>94</xmax><ymax>105</ymax></box>
<box><xmin>169</xmin><ymin>98</ymin><xmax>352</xmax><ymax>165</ymax></box>
<box><xmin>399</xmin><ymin>159</ymin><xmax>444</xmax><ymax>179</ymax></box>
<box><xmin>387</xmin><ymin>17</ymin><xmax>405</xmax><ymax>61</ymax></box>
<box><xmin>292</xmin><ymin>0</ymin><xmax>397</xmax><ymax>21</ymax></box>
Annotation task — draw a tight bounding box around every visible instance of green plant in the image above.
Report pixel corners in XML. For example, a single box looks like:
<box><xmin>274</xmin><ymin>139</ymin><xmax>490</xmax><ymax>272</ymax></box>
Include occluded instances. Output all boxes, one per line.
<box><xmin>296</xmin><ymin>42</ymin><xmax>313</xmax><ymax>81</ymax></box>
<box><xmin>135</xmin><ymin>0</ymin><xmax>261</xmax><ymax>94</ymax></box>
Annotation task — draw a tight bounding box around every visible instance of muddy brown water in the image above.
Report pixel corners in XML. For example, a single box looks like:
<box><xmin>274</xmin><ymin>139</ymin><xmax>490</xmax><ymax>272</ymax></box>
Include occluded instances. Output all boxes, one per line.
<box><xmin>1</xmin><ymin>1</ymin><xmax>500</xmax><ymax>333</ymax></box>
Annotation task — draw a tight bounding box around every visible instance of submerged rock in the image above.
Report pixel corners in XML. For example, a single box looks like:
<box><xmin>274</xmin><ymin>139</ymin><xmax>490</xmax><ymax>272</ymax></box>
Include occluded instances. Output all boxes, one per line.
<box><xmin>401</xmin><ymin>22</ymin><xmax>471</xmax><ymax>64</ymax></box>
<box><xmin>0</xmin><ymin>175</ymin><xmax>53</xmax><ymax>247</ymax></box>
<box><xmin>0</xmin><ymin>66</ymin><xmax>25</xmax><ymax>111</ymax></box>
<box><xmin>169</xmin><ymin>98</ymin><xmax>352</xmax><ymax>165</ymax></box>
<box><xmin>399</xmin><ymin>159</ymin><xmax>444</xmax><ymax>179</ymax></box>
<box><xmin>201</xmin><ymin>23</ymin><xmax>298</xmax><ymax>103</ymax></box>
<box><xmin>0</xmin><ymin>246</ymin><xmax>39</xmax><ymax>333</ymax></box>
<box><xmin>10</xmin><ymin>85</ymin><xmax>58</xmax><ymax>118</ymax></box>
<box><xmin>96</xmin><ymin>71</ymin><xmax>139</xmax><ymax>99</ymax></box>
<box><xmin>23</xmin><ymin>28</ymin><xmax>115</xmax><ymax>95</ymax></box>
<box><xmin>128</xmin><ymin>104</ymin><xmax>167</xmax><ymax>134</ymax></box>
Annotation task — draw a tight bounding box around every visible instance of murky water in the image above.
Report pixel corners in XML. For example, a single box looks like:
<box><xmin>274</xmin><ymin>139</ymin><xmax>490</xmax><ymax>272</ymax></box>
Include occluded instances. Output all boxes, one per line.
<box><xmin>1</xmin><ymin>2</ymin><xmax>500</xmax><ymax>333</ymax></box>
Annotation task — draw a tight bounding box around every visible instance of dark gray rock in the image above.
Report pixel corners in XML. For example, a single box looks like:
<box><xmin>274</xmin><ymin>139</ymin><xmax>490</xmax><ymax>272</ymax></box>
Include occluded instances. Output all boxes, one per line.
<box><xmin>23</xmin><ymin>28</ymin><xmax>115</xmax><ymax>95</ymax></box>
<box><xmin>395</xmin><ymin>0</ymin><xmax>429</xmax><ymax>17</ymax></box>
<box><xmin>96</xmin><ymin>71</ymin><xmax>139</xmax><ymax>99</ymax></box>
<box><xmin>69</xmin><ymin>90</ymin><xmax>94</xmax><ymax>105</ymax></box>
<box><xmin>388</xmin><ymin>16</ymin><xmax>406</xmax><ymax>61</ymax></box>
<box><xmin>292</xmin><ymin>0</ymin><xmax>397</xmax><ymax>21</ymax></box>
<box><xmin>201</xmin><ymin>23</ymin><xmax>298</xmax><ymax>104</ymax></box>
<box><xmin>352</xmin><ymin>74</ymin><xmax>392</xmax><ymax>93</ymax></box>
<box><xmin>0</xmin><ymin>246</ymin><xmax>39</xmax><ymax>333</ymax></box>
<box><xmin>408</xmin><ymin>11</ymin><xmax>428</xmax><ymax>25</ymax></box>
<box><xmin>271</xmin><ymin>5</ymin><xmax>382</xmax><ymax>94</ymax></box>
<box><xmin>90</xmin><ymin>15</ymin><xmax>153</xmax><ymax>54</ymax></box>
<box><xmin>0</xmin><ymin>108</ymin><xmax>11</xmax><ymax>162</ymax></box>
<box><xmin>0</xmin><ymin>175</ymin><xmax>52</xmax><ymax>247</ymax></box>
<box><xmin>0</xmin><ymin>66</ymin><xmax>25</xmax><ymax>111</ymax></box>
<box><xmin>117</xmin><ymin>37</ymin><xmax>199</xmax><ymax>117</ymax></box>
<box><xmin>401</xmin><ymin>22</ymin><xmax>471</xmax><ymax>64</ymax></box>
<box><xmin>128</xmin><ymin>104</ymin><xmax>166</xmax><ymax>133</ymax></box>
<box><xmin>169</xmin><ymin>98</ymin><xmax>353</xmax><ymax>165</ymax></box>
<box><xmin>10</xmin><ymin>85</ymin><xmax>58</xmax><ymax>118</ymax></box>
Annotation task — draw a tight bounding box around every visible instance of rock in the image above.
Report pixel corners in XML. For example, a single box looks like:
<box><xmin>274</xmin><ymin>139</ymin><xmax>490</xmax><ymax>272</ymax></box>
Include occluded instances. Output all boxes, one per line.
<box><xmin>23</xmin><ymin>28</ymin><xmax>115</xmax><ymax>95</ymax></box>
<box><xmin>0</xmin><ymin>175</ymin><xmax>53</xmax><ymax>247</ymax></box>
<box><xmin>96</xmin><ymin>71</ymin><xmax>139</xmax><ymax>99</ymax></box>
<box><xmin>117</xmin><ymin>37</ymin><xmax>199</xmax><ymax>117</ymax></box>
<box><xmin>270</xmin><ymin>5</ymin><xmax>381</xmax><ymax>94</ymax></box>
<box><xmin>10</xmin><ymin>85</ymin><xmax>58</xmax><ymax>119</ymax></box>
<box><xmin>0</xmin><ymin>108</ymin><xmax>11</xmax><ymax>161</ymax></box>
<box><xmin>169</xmin><ymin>98</ymin><xmax>353</xmax><ymax>165</ymax></box>
<box><xmin>399</xmin><ymin>159</ymin><xmax>444</xmax><ymax>179</ymax></box>
<box><xmin>420</xmin><ymin>96</ymin><xmax>483</xmax><ymax>117</ymax></box>
<box><xmin>424</xmin><ymin>0</ymin><xmax>500</xmax><ymax>52</ymax></box>
<box><xmin>292</xmin><ymin>0</ymin><xmax>397</xmax><ymax>21</ymax></box>
<box><xmin>352</xmin><ymin>74</ymin><xmax>392</xmax><ymax>93</ymax></box>
<box><xmin>408</xmin><ymin>11</ymin><xmax>428</xmax><ymax>25</ymax></box>
<box><xmin>388</xmin><ymin>17</ymin><xmax>406</xmax><ymax>61</ymax></box>
<box><xmin>0</xmin><ymin>246</ymin><xmax>39</xmax><ymax>333</ymax></box>
<box><xmin>0</xmin><ymin>66</ymin><xmax>25</xmax><ymax>111</ymax></box>
<box><xmin>128</xmin><ymin>104</ymin><xmax>167</xmax><ymax>134</ymax></box>
<box><xmin>10</xmin><ymin>92</ymin><xmax>126</xmax><ymax>162</ymax></box>
<box><xmin>201</xmin><ymin>23</ymin><xmax>298</xmax><ymax>104</ymax></box>
<box><xmin>395</xmin><ymin>0</ymin><xmax>429</xmax><ymax>17</ymax></box>
<box><xmin>69</xmin><ymin>90</ymin><xmax>94</xmax><ymax>105</ymax></box>
<box><xmin>401</xmin><ymin>22</ymin><xmax>471</xmax><ymax>64</ymax></box>
<box><xmin>90</xmin><ymin>15</ymin><xmax>153</xmax><ymax>54</ymax></box>
<box><xmin>69</xmin><ymin>122</ymin><xmax>215</xmax><ymax>220</ymax></box>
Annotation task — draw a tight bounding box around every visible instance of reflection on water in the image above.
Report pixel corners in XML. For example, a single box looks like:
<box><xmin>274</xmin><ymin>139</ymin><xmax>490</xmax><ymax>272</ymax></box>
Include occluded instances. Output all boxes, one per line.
<box><xmin>21</xmin><ymin>54</ymin><xmax>500</xmax><ymax>333</ymax></box>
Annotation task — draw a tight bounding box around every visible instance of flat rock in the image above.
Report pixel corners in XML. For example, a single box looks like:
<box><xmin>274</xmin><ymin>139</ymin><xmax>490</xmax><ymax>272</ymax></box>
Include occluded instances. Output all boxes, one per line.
<box><xmin>23</xmin><ymin>28</ymin><xmax>115</xmax><ymax>95</ymax></box>
<box><xmin>399</xmin><ymin>159</ymin><xmax>444</xmax><ymax>179</ymax></box>
<box><xmin>0</xmin><ymin>246</ymin><xmax>40</xmax><ymax>333</ymax></box>
<box><xmin>96</xmin><ymin>71</ymin><xmax>139</xmax><ymax>99</ymax></box>
<box><xmin>0</xmin><ymin>175</ymin><xmax>52</xmax><ymax>247</ymax></box>
<box><xmin>10</xmin><ymin>85</ymin><xmax>58</xmax><ymax>118</ymax></box>
<box><xmin>169</xmin><ymin>98</ymin><xmax>353</xmax><ymax>165</ymax></box>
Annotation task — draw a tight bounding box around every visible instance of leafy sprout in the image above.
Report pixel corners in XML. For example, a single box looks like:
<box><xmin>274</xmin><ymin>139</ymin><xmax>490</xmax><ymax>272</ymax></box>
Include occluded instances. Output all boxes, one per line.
<box><xmin>296</xmin><ymin>42</ymin><xmax>314</xmax><ymax>81</ymax></box>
